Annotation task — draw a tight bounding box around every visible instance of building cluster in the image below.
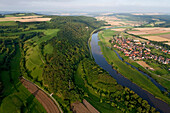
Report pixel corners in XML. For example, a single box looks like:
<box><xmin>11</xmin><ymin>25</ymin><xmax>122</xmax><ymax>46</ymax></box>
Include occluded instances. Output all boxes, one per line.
<box><xmin>112</xmin><ymin>35</ymin><xmax>170</xmax><ymax>64</ymax></box>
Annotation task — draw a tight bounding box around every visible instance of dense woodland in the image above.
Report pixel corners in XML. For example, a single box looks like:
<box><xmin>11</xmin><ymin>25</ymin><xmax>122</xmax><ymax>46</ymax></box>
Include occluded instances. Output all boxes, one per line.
<box><xmin>0</xmin><ymin>14</ymin><xmax>160</xmax><ymax>112</ymax></box>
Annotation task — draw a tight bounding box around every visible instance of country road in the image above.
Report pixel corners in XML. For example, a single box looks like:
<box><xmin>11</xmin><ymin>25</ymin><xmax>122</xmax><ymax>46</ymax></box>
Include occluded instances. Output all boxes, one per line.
<box><xmin>20</xmin><ymin>77</ymin><xmax>63</xmax><ymax>113</ymax></box>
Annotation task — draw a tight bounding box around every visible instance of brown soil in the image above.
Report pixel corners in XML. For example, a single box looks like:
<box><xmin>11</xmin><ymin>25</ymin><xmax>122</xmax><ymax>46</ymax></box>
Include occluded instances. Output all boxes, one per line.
<box><xmin>20</xmin><ymin>78</ymin><xmax>60</xmax><ymax>113</ymax></box>
<box><xmin>71</xmin><ymin>101</ymin><xmax>91</xmax><ymax>113</ymax></box>
<box><xmin>136</xmin><ymin>61</ymin><xmax>154</xmax><ymax>70</ymax></box>
<box><xmin>143</xmin><ymin>36</ymin><xmax>170</xmax><ymax>42</ymax></box>
<box><xmin>83</xmin><ymin>99</ymin><xmax>99</xmax><ymax>113</ymax></box>
<box><xmin>159</xmin><ymin>34</ymin><xmax>170</xmax><ymax>40</ymax></box>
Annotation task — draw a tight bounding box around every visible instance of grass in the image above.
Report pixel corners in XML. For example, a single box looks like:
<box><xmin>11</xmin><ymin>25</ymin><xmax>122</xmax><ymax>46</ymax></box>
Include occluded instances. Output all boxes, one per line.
<box><xmin>25</xmin><ymin>45</ymin><xmax>43</xmax><ymax>81</ymax></box>
<box><xmin>98</xmin><ymin>29</ymin><xmax>170</xmax><ymax>105</ymax></box>
<box><xmin>44</xmin><ymin>44</ymin><xmax>53</xmax><ymax>54</ymax></box>
<box><xmin>0</xmin><ymin>21</ymin><xmax>17</xmax><ymax>26</ymax></box>
<box><xmin>74</xmin><ymin>61</ymin><xmax>122</xmax><ymax>113</ymax></box>
<box><xmin>31</xmin><ymin>29</ymin><xmax>59</xmax><ymax>45</ymax></box>
<box><xmin>0</xmin><ymin>45</ymin><xmax>46</xmax><ymax>113</ymax></box>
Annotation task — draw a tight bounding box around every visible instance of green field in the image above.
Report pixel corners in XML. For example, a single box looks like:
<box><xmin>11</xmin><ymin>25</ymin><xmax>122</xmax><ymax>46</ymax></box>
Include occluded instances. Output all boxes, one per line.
<box><xmin>0</xmin><ymin>45</ymin><xmax>46</xmax><ymax>113</ymax></box>
<box><xmin>0</xmin><ymin>21</ymin><xmax>17</xmax><ymax>26</ymax></box>
<box><xmin>98</xmin><ymin>29</ymin><xmax>170</xmax><ymax>105</ymax></box>
<box><xmin>44</xmin><ymin>44</ymin><xmax>53</xmax><ymax>54</ymax></box>
<box><xmin>24</xmin><ymin>29</ymin><xmax>59</xmax><ymax>81</ymax></box>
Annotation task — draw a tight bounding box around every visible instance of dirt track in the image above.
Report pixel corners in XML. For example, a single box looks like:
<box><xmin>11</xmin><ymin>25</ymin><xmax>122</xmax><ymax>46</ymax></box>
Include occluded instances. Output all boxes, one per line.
<box><xmin>20</xmin><ymin>78</ymin><xmax>60</xmax><ymax>113</ymax></box>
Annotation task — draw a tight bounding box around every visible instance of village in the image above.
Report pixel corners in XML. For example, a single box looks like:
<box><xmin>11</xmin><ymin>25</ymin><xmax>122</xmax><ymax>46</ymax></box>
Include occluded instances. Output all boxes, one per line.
<box><xmin>111</xmin><ymin>34</ymin><xmax>170</xmax><ymax>65</ymax></box>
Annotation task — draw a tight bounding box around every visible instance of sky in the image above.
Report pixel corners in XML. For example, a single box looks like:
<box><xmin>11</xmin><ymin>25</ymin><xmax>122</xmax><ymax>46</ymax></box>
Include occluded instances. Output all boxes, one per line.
<box><xmin>0</xmin><ymin>0</ymin><xmax>170</xmax><ymax>13</ymax></box>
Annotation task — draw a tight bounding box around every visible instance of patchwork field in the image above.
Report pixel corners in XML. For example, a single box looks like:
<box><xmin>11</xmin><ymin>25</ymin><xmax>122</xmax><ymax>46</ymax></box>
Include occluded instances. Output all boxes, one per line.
<box><xmin>127</xmin><ymin>27</ymin><xmax>170</xmax><ymax>42</ymax></box>
<box><xmin>128</xmin><ymin>28</ymin><xmax>170</xmax><ymax>35</ymax></box>
<box><xmin>0</xmin><ymin>16</ymin><xmax>51</xmax><ymax>22</ymax></box>
<box><xmin>95</xmin><ymin>16</ymin><xmax>140</xmax><ymax>26</ymax></box>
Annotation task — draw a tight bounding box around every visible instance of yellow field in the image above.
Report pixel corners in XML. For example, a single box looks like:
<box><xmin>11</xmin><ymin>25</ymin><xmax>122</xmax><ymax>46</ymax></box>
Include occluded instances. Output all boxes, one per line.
<box><xmin>111</xmin><ymin>28</ymin><xmax>126</xmax><ymax>31</ymax></box>
<box><xmin>0</xmin><ymin>16</ymin><xmax>51</xmax><ymax>22</ymax></box>
<box><xmin>128</xmin><ymin>27</ymin><xmax>170</xmax><ymax>35</ymax></box>
<box><xmin>143</xmin><ymin>36</ymin><xmax>170</xmax><ymax>42</ymax></box>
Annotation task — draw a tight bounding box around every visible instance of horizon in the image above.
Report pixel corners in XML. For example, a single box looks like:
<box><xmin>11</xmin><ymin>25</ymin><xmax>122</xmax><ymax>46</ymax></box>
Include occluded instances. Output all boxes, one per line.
<box><xmin>0</xmin><ymin>0</ymin><xmax>170</xmax><ymax>13</ymax></box>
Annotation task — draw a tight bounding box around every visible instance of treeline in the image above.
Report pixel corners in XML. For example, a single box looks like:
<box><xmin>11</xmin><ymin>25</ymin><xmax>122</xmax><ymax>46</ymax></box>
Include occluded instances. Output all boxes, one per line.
<box><xmin>0</xmin><ymin>39</ymin><xmax>17</xmax><ymax>101</ymax></box>
<box><xmin>0</xmin><ymin>14</ymin><xmax>4</xmax><ymax>18</ymax></box>
<box><xmin>76</xmin><ymin>59</ymin><xmax>159</xmax><ymax>113</ymax></box>
<box><xmin>19</xmin><ymin>32</ymin><xmax>44</xmax><ymax>41</ymax></box>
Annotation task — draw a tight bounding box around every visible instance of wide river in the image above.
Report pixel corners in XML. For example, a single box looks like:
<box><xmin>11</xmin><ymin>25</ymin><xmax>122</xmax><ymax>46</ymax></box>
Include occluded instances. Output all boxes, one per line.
<box><xmin>90</xmin><ymin>32</ymin><xmax>170</xmax><ymax>113</ymax></box>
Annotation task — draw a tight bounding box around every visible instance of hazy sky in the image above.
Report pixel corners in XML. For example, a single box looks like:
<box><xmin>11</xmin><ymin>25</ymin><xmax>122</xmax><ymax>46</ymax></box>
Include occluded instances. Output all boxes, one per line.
<box><xmin>0</xmin><ymin>0</ymin><xmax>170</xmax><ymax>13</ymax></box>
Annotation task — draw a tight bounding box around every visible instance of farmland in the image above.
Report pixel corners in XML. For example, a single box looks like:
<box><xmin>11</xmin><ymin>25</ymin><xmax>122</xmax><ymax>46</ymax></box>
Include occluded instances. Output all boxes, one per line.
<box><xmin>127</xmin><ymin>27</ymin><xmax>170</xmax><ymax>44</ymax></box>
<box><xmin>95</xmin><ymin>16</ymin><xmax>141</xmax><ymax>27</ymax></box>
<box><xmin>0</xmin><ymin>15</ymin><xmax>51</xmax><ymax>22</ymax></box>
<box><xmin>127</xmin><ymin>28</ymin><xmax>170</xmax><ymax>35</ymax></box>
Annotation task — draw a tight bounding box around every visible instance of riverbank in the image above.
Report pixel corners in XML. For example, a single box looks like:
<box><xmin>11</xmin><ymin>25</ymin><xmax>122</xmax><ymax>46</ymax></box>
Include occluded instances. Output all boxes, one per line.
<box><xmin>98</xmin><ymin>29</ymin><xmax>170</xmax><ymax>105</ymax></box>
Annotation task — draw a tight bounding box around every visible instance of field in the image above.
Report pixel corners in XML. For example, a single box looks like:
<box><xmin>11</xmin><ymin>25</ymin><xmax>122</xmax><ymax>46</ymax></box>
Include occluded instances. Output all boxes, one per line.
<box><xmin>71</xmin><ymin>101</ymin><xmax>90</xmax><ymax>113</ymax></box>
<box><xmin>0</xmin><ymin>21</ymin><xmax>18</xmax><ymax>26</ymax></box>
<box><xmin>0</xmin><ymin>46</ymin><xmax>46</xmax><ymax>113</ymax></box>
<box><xmin>111</xmin><ymin>28</ymin><xmax>126</xmax><ymax>31</ymax></box>
<box><xmin>0</xmin><ymin>16</ymin><xmax>51</xmax><ymax>22</ymax></box>
<box><xmin>44</xmin><ymin>44</ymin><xmax>53</xmax><ymax>54</ymax></box>
<box><xmin>136</xmin><ymin>61</ymin><xmax>154</xmax><ymax>70</ymax></box>
<box><xmin>127</xmin><ymin>27</ymin><xmax>170</xmax><ymax>43</ymax></box>
<box><xmin>95</xmin><ymin>16</ymin><xmax>140</xmax><ymax>26</ymax></box>
<box><xmin>143</xmin><ymin>36</ymin><xmax>170</xmax><ymax>42</ymax></box>
<box><xmin>71</xmin><ymin>99</ymin><xmax>99</xmax><ymax>113</ymax></box>
<box><xmin>20</xmin><ymin>78</ymin><xmax>60</xmax><ymax>113</ymax></box>
<box><xmin>98</xmin><ymin>29</ymin><xmax>170</xmax><ymax>105</ymax></box>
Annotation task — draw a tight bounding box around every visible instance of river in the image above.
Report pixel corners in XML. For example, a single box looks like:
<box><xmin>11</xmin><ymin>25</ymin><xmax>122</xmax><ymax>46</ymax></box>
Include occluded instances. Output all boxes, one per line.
<box><xmin>90</xmin><ymin>32</ymin><xmax>170</xmax><ymax>113</ymax></box>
